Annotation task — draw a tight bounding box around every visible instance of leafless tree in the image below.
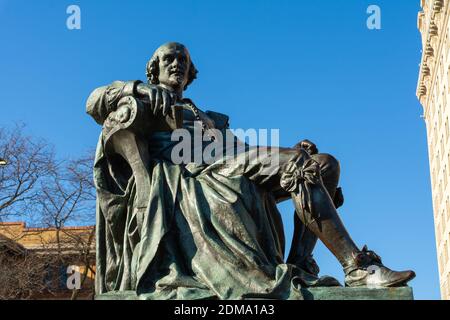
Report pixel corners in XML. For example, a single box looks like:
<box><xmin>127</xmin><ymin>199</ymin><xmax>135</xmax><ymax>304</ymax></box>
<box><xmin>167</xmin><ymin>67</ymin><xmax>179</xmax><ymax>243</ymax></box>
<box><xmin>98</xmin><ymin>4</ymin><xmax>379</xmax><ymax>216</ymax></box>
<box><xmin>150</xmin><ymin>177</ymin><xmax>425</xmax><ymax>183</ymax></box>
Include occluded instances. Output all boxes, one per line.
<box><xmin>0</xmin><ymin>124</ymin><xmax>57</xmax><ymax>299</ymax></box>
<box><xmin>61</xmin><ymin>226</ymin><xmax>96</xmax><ymax>300</ymax></box>
<box><xmin>0</xmin><ymin>124</ymin><xmax>97</xmax><ymax>299</ymax></box>
<box><xmin>0</xmin><ymin>238</ymin><xmax>61</xmax><ymax>299</ymax></box>
<box><xmin>38</xmin><ymin>155</ymin><xmax>95</xmax><ymax>230</ymax></box>
<box><xmin>35</xmin><ymin>153</ymin><xmax>96</xmax><ymax>299</ymax></box>
<box><xmin>0</xmin><ymin>124</ymin><xmax>55</xmax><ymax>221</ymax></box>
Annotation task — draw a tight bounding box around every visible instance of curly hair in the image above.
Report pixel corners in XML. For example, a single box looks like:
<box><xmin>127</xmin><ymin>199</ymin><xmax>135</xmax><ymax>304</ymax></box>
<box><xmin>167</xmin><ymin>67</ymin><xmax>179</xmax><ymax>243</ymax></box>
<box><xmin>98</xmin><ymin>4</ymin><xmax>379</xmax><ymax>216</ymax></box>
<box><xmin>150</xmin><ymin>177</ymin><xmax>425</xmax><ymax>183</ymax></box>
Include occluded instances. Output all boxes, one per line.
<box><xmin>146</xmin><ymin>43</ymin><xmax>198</xmax><ymax>90</ymax></box>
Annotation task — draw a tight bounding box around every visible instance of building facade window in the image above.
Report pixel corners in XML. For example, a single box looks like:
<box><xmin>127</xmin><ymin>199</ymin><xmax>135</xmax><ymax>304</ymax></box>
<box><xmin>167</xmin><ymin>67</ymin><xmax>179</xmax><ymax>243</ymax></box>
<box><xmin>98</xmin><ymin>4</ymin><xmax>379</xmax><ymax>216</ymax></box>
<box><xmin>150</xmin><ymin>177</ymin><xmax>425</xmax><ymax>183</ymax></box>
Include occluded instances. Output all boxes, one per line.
<box><xmin>445</xmin><ymin>120</ymin><xmax>449</xmax><ymax>141</ymax></box>
<box><xmin>444</xmin><ymin>165</ymin><xmax>448</xmax><ymax>189</ymax></box>
<box><xmin>444</xmin><ymin>241</ymin><xmax>449</xmax><ymax>267</ymax></box>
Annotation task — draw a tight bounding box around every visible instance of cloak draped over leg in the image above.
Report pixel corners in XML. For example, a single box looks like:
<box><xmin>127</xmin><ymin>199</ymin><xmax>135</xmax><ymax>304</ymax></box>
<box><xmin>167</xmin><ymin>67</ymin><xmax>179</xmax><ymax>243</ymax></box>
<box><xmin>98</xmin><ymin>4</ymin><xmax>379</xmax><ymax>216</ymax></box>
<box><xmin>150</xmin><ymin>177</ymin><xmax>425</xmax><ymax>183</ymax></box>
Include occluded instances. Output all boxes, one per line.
<box><xmin>89</xmin><ymin>81</ymin><xmax>336</xmax><ymax>300</ymax></box>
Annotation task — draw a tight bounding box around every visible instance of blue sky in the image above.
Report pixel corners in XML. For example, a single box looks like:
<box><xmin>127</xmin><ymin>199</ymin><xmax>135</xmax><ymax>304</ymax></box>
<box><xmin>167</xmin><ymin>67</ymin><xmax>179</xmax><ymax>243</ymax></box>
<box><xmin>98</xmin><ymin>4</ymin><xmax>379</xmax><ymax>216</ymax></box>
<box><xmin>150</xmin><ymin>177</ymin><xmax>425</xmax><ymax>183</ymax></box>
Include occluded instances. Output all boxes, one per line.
<box><xmin>0</xmin><ymin>0</ymin><xmax>439</xmax><ymax>299</ymax></box>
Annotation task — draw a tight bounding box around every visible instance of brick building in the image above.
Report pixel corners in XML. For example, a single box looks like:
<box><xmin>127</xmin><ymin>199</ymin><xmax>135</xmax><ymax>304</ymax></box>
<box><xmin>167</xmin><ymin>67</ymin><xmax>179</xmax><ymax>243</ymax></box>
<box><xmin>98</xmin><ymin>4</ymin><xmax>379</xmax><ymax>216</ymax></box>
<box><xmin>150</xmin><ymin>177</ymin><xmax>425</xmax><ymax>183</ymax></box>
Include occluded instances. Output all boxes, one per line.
<box><xmin>0</xmin><ymin>222</ymin><xmax>95</xmax><ymax>300</ymax></box>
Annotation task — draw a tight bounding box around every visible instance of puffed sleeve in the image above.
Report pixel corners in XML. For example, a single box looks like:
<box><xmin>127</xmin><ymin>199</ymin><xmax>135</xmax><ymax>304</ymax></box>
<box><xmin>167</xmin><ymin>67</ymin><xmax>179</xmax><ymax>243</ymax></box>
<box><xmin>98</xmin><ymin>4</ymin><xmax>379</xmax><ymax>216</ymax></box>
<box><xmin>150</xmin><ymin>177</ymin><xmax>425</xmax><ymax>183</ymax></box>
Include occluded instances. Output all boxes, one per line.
<box><xmin>86</xmin><ymin>80</ymin><xmax>142</xmax><ymax>125</ymax></box>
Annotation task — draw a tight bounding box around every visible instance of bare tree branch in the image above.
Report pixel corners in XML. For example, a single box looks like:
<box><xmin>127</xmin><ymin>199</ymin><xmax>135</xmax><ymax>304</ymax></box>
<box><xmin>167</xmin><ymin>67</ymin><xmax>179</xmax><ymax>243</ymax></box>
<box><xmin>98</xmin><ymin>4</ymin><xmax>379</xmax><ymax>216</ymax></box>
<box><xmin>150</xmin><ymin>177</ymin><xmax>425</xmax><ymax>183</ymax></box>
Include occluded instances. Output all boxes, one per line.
<box><xmin>0</xmin><ymin>125</ymin><xmax>96</xmax><ymax>299</ymax></box>
<box><xmin>0</xmin><ymin>124</ymin><xmax>55</xmax><ymax>221</ymax></box>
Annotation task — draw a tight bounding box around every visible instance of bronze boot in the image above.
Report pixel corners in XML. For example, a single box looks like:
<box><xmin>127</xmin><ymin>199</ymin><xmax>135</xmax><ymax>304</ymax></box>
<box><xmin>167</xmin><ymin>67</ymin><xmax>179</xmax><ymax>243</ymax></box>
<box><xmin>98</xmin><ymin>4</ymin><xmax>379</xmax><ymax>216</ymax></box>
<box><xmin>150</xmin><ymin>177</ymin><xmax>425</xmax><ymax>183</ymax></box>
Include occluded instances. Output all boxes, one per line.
<box><xmin>344</xmin><ymin>246</ymin><xmax>416</xmax><ymax>287</ymax></box>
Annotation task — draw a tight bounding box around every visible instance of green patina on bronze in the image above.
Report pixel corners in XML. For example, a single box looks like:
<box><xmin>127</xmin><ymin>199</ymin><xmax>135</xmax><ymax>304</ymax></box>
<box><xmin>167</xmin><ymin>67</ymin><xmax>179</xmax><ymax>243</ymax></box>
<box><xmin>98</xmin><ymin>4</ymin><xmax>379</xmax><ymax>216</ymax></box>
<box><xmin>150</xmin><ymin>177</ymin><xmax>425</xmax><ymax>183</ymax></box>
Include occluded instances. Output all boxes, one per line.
<box><xmin>87</xmin><ymin>42</ymin><xmax>415</xmax><ymax>300</ymax></box>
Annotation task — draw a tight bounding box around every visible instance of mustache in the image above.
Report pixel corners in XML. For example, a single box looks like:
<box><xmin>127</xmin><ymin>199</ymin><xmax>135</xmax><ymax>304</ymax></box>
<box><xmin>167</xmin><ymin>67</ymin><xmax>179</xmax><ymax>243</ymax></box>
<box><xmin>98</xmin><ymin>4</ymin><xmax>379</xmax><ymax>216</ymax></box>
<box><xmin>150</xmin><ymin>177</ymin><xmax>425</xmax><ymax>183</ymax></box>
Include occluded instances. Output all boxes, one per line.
<box><xmin>169</xmin><ymin>69</ymin><xmax>185</xmax><ymax>75</ymax></box>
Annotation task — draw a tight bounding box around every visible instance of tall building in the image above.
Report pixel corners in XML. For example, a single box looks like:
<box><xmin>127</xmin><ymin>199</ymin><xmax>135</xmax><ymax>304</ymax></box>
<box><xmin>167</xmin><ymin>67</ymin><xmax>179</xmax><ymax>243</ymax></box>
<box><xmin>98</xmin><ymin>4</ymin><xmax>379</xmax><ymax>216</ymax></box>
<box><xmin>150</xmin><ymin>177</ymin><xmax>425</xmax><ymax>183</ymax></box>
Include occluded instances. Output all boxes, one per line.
<box><xmin>417</xmin><ymin>0</ymin><xmax>450</xmax><ymax>300</ymax></box>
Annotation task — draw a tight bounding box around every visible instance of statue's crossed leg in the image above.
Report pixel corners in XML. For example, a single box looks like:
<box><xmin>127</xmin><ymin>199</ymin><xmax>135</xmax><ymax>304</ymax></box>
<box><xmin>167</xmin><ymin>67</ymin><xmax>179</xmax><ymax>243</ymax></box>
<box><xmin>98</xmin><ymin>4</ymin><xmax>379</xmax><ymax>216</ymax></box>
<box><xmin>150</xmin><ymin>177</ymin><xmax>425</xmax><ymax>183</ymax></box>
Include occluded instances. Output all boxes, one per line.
<box><xmin>227</xmin><ymin>146</ymin><xmax>415</xmax><ymax>287</ymax></box>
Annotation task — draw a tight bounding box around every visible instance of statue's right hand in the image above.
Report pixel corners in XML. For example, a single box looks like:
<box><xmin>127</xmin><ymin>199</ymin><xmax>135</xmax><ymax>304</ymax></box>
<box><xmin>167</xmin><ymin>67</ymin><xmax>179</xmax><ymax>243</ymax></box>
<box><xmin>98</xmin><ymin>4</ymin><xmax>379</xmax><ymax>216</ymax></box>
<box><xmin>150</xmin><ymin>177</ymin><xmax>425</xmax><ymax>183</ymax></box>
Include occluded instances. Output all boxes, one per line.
<box><xmin>136</xmin><ymin>84</ymin><xmax>176</xmax><ymax>117</ymax></box>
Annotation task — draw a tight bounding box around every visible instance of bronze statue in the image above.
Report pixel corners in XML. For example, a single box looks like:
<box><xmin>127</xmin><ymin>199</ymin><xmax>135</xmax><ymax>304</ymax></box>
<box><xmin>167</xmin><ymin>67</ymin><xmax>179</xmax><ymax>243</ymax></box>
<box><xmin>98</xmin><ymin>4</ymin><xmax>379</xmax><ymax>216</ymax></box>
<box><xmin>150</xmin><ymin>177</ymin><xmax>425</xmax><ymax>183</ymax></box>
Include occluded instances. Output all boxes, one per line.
<box><xmin>87</xmin><ymin>42</ymin><xmax>415</xmax><ymax>300</ymax></box>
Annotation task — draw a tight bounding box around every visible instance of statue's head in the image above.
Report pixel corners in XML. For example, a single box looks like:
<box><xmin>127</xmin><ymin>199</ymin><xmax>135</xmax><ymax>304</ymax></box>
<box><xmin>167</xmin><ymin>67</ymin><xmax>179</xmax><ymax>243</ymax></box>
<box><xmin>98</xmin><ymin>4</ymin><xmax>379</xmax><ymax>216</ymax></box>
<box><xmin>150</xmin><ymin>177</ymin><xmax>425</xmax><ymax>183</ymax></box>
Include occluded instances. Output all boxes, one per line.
<box><xmin>146</xmin><ymin>42</ymin><xmax>198</xmax><ymax>92</ymax></box>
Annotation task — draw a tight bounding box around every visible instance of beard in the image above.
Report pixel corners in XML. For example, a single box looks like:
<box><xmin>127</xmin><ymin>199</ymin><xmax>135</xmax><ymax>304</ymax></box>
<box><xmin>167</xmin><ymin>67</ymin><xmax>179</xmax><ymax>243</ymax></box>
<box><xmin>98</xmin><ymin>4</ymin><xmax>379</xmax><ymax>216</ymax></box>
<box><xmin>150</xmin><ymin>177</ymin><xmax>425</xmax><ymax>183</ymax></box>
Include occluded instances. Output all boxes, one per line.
<box><xmin>169</xmin><ymin>74</ymin><xmax>184</xmax><ymax>85</ymax></box>
<box><xmin>162</xmin><ymin>73</ymin><xmax>186</xmax><ymax>90</ymax></box>
<box><xmin>159</xmin><ymin>67</ymin><xmax>188</xmax><ymax>90</ymax></box>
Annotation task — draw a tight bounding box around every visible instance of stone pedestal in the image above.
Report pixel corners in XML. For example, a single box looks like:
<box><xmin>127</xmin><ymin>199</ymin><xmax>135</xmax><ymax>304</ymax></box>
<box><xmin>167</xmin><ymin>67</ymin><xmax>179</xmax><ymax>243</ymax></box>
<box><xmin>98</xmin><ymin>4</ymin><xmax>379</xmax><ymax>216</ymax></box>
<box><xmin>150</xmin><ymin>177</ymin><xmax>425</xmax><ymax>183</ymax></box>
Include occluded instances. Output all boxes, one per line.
<box><xmin>301</xmin><ymin>286</ymin><xmax>413</xmax><ymax>300</ymax></box>
<box><xmin>96</xmin><ymin>287</ymin><xmax>414</xmax><ymax>300</ymax></box>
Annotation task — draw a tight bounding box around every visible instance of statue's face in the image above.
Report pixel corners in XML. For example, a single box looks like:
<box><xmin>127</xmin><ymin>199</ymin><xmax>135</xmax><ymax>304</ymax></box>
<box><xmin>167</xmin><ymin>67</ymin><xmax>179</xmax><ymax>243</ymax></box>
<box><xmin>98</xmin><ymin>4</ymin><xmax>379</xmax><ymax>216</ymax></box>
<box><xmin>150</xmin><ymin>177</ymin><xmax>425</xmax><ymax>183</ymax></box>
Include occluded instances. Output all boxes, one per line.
<box><xmin>157</xmin><ymin>43</ymin><xmax>191</xmax><ymax>91</ymax></box>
